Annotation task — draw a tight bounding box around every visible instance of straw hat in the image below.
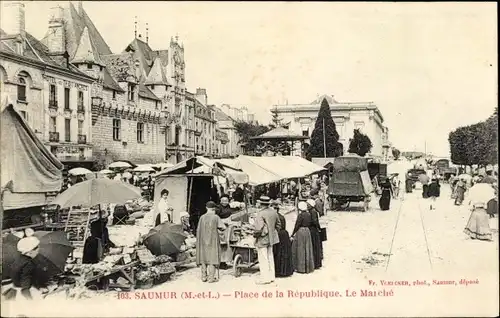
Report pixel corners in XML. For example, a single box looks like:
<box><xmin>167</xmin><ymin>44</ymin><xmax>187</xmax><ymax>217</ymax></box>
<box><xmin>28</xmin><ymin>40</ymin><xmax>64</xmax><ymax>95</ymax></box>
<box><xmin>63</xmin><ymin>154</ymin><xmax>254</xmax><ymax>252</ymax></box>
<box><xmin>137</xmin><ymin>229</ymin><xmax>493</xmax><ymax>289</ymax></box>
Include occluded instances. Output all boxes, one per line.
<box><xmin>257</xmin><ymin>196</ymin><xmax>271</xmax><ymax>205</ymax></box>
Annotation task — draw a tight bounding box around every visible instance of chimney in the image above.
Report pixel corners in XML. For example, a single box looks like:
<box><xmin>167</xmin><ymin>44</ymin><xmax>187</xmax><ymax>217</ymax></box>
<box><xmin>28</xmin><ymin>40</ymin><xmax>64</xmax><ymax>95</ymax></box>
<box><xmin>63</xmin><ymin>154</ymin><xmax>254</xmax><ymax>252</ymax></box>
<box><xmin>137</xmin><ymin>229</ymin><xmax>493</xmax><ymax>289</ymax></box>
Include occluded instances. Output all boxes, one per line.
<box><xmin>196</xmin><ymin>88</ymin><xmax>207</xmax><ymax>105</ymax></box>
<box><xmin>1</xmin><ymin>2</ymin><xmax>25</xmax><ymax>35</ymax></box>
<box><xmin>47</xmin><ymin>6</ymin><xmax>65</xmax><ymax>53</ymax></box>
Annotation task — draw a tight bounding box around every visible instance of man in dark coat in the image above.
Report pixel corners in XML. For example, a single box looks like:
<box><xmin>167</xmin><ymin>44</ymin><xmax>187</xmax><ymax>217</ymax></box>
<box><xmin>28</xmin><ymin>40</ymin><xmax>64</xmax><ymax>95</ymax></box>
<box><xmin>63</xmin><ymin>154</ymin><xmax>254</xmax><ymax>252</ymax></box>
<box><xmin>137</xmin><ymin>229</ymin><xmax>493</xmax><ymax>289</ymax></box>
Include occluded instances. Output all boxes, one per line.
<box><xmin>196</xmin><ymin>201</ymin><xmax>226</xmax><ymax>283</ymax></box>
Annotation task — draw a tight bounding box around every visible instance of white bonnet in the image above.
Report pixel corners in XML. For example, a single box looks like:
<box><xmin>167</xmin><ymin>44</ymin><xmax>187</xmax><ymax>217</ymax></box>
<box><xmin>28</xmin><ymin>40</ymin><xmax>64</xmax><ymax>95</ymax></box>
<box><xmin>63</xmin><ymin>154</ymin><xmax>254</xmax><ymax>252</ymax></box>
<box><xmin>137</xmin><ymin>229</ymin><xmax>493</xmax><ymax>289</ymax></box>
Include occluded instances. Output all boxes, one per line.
<box><xmin>298</xmin><ymin>201</ymin><xmax>308</xmax><ymax>211</ymax></box>
<box><xmin>306</xmin><ymin>199</ymin><xmax>316</xmax><ymax>206</ymax></box>
<box><xmin>17</xmin><ymin>236</ymin><xmax>40</xmax><ymax>255</ymax></box>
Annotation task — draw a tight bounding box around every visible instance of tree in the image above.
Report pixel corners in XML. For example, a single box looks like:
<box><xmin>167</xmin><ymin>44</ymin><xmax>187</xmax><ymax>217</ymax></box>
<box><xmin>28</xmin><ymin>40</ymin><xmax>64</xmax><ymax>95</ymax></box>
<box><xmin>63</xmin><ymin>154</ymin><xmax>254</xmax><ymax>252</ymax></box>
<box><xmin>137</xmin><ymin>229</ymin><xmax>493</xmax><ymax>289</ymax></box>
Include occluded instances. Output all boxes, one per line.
<box><xmin>448</xmin><ymin>107</ymin><xmax>498</xmax><ymax>167</ymax></box>
<box><xmin>348</xmin><ymin>129</ymin><xmax>373</xmax><ymax>157</ymax></box>
<box><xmin>306</xmin><ymin>98</ymin><xmax>343</xmax><ymax>160</ymax></box>
<box><xmin>391</xmin><ymin>148</ymin><xmax>401</xmax><ymax>160</ymax></box>
<box><xmin>234</xmin><ymin>121</ymin><xmax>270</xmax><ymax>155</ymax></box>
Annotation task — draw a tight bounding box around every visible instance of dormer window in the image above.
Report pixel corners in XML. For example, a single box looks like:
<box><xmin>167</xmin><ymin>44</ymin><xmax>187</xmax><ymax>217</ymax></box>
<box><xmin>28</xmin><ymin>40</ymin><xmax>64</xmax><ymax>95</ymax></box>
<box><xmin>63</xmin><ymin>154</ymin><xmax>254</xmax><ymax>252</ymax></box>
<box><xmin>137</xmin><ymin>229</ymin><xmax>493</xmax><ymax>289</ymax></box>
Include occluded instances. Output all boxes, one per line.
<box><xmin>128</xmin><ymin>83</ymin><xmax>136</xmax><ymax>102</ymax></box>
<box><xmin>87</xmin><ymin>64</ymin><xmax>92</xmax><ymax>69</ymax></box>
<box><xmin>151</xmin><ymin>84</ymin><xmax>155</xmax><ymax>89</ymax></box>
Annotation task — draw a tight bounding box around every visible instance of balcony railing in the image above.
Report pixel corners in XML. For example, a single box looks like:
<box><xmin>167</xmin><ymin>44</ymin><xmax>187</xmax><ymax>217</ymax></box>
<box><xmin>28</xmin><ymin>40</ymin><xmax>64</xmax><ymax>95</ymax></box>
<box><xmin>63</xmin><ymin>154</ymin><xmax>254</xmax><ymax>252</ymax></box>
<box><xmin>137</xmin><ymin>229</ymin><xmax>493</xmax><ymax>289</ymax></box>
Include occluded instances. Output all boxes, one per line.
<box><xmin>49</xmin><ymin>100</ymin><xmax>58</xmax><ymax>110</ymax></box>
<box><xmin>49</xmin><ymin>131</ymin><xmax>59</xmax><ymax>142</ymax></box>
<box><xmin>77</xmin><ymin>103</ymin><xmax>85</xmax><ymax>113</ymax></box>
<box><xmin>78</xmin><ymin>134</ymin><xmax>87</xmax><ymax>144</ymax></box>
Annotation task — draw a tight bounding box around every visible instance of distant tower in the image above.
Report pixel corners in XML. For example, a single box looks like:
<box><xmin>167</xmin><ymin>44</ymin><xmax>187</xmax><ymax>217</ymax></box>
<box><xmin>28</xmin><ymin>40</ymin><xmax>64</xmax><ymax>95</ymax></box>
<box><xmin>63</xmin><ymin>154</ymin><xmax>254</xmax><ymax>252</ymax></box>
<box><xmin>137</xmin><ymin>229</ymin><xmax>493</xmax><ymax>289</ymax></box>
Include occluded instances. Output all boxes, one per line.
<box><xmin>146</xmin><ymin>23</ymin><xmax>149</xmax><ymax>43</ymax></box>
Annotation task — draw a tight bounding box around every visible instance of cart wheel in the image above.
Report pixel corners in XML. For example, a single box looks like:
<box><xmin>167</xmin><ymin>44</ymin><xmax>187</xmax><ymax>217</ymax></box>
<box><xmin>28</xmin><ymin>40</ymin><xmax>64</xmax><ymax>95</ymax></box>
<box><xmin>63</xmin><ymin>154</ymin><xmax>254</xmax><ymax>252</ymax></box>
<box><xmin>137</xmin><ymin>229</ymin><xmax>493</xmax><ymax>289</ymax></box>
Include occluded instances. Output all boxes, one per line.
<box><xmin>233</xmin><ymin>254</ymin><xmax>242</xmax><ymax>277</ymax></box>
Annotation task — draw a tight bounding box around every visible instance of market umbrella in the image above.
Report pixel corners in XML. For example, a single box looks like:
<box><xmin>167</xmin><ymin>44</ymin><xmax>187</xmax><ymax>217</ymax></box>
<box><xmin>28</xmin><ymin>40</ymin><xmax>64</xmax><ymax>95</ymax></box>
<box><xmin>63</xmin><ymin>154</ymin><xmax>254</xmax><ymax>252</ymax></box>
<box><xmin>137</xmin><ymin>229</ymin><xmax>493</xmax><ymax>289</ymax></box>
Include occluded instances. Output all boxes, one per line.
<box><xmin>468</xmin><ymin>183</ymin><xmax>496</xmax><ymax>206</ymax></box>
<box><xmin>133</xmin><ymin>165</ymin><xmax>155</xmax><ymax>173</ymax></box>
<box><xmin>108</xmin><ymin>161</ymin><xmax>132</xmax><ymax>169</ymax></box>
<box><xmin>143</xmin><ymin>223</ymin><xmax>187</xmax><ymax>256</ymax></box>
<box><xmin>51</xmin><ymin>178</ymin><xmax>141</xmax><ymax>208</ymax></box>
<box><xmin>2</xmin><ymin>231</ymin><xmax>74</xmax><ymax>281</ymax></box>
<box><xmin>98</xmin><ymin>169</ymin><xmax>114</xmax><ymax>174</ymax></box>
<box><xmin>68</xmin><ymin>167</ymin><xmax>92</xmax><ymax>176</ymax></box>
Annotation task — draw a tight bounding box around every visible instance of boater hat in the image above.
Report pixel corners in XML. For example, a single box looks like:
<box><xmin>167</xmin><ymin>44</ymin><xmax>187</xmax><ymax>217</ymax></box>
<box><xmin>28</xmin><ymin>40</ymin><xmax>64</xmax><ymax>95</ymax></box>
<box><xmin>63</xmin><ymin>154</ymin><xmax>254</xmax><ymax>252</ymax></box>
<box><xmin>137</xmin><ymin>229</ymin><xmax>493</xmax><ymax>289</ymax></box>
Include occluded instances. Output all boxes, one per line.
<box><xmin>258</xmin><ymin>196</ymin><xmax>271</xmax><ymax>205</ymax></box>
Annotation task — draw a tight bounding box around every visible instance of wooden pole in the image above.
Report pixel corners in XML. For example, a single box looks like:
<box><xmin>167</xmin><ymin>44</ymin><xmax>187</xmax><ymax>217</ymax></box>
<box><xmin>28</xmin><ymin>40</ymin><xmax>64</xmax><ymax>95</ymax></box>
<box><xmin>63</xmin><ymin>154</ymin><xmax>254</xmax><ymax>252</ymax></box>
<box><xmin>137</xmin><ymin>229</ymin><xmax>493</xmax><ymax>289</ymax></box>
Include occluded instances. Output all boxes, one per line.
<box><xmin>186</xmin><ymin>159</ymin><xmax>195</xmax><ymax>224</ymax></box>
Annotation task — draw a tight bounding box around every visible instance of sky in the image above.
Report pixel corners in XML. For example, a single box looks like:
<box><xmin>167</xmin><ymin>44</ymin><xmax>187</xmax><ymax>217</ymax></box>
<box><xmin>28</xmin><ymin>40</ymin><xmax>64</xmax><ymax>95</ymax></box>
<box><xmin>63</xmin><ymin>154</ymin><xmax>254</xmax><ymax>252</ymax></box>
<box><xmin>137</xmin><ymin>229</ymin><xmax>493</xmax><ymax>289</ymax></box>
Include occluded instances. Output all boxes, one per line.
<box><xmin>4</xmin><ymin>1</ymin><xmax>497</xmax><ymax>156</ymax></box>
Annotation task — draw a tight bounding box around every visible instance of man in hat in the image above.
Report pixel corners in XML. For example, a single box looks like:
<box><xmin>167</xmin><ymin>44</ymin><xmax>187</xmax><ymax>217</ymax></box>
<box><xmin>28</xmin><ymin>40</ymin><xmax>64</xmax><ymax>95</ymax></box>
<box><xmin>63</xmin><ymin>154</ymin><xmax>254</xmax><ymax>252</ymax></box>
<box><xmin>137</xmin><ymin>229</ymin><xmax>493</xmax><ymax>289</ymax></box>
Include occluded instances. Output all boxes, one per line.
<box><xmin>254</xmin><ymin>196</ymin><xmax>281</xmax><ymax>284</ymax></box>
<box><xmin>196</xmin><ymin>201</ymin><xmax>226</xmax><ymax>283</ymax></box>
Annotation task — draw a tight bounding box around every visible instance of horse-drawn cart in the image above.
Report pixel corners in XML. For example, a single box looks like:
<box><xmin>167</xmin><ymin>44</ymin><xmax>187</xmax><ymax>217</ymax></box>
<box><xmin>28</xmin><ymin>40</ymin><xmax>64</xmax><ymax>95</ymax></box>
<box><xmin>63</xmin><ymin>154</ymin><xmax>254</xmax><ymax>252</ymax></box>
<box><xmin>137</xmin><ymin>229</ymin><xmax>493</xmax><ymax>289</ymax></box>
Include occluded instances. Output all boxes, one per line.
<box><xmin>328</xmin><ymin>155</ymin><xmax>374</xmax><ymax>212</ymax></box>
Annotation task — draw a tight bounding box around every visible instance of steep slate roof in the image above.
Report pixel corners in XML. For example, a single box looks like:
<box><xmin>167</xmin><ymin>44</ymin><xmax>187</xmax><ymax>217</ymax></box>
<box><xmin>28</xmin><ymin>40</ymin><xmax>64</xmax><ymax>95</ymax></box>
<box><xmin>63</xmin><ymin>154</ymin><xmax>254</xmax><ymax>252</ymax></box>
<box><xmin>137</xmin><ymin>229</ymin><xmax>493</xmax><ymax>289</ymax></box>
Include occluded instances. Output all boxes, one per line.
<box><xmin>214</xmin><ymin>107</ymin><xmax>232</xmax><ymax>121</ymax></box>
<box><xmin>102</xmin><ymin>67</ymin><xmax>124</xmax><ymax>92</ymax></box>
<box><xmin>139</xmin><ymin>83</ymin><xmax>160</xmax><ymax>101</ymax></box>
<box><xmin>0</xmin><ymin>29</ymin><xmax>90</xmax><ymax>78</ymax></box>
<box><xmin>124</xmin><ymin>37</ymin><xmax>154</xmax><ymax>81</ymax></box>
<box><xmin>71</xmin><ymin>26</ymin><xmax>105</xmax><ymax>66</ymax></box>
<box><xmin>145</xmin><ymin>57</ymin><xmax>169</xmax><ymax>86</ymax></box>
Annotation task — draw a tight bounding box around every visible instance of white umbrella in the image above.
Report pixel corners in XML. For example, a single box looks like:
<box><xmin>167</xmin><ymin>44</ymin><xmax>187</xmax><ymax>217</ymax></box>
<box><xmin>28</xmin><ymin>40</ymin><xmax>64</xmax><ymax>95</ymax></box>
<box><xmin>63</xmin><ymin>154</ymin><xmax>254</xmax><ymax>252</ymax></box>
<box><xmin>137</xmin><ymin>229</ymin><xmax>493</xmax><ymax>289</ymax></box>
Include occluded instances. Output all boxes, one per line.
<box><xmin>108</xmin><ymin>161</ymin><xmax>132</xmax><ymax>169</ymax></box>
<box><xmin>68</xmin><ymin>167</ymin><xmax>92</xmax><ymax>176</ymax></box>
<box><xmin>99</xmin><ymin>169</ymin><xmax>114</xmax><ymax>174</ymax></box>
<box><xmin>468</xmin><ymin>183</ymin><xmax>496</xmax><ymax>206</ymax></box>
<box><xmin>133</xmin><ymin>164</ymin><xmax>155</xmax><ymax>172</ymax></box>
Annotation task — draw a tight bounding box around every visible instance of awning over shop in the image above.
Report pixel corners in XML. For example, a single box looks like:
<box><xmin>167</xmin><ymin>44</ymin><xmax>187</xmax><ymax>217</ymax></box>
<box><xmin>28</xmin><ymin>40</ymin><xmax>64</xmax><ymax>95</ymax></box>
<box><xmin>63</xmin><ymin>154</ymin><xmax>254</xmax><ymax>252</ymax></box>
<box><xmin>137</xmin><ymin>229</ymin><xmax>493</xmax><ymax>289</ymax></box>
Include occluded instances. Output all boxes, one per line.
<box><xmin>234</xmin><ymin>155</ymin><xmax>326</xmax><ymax>185</ymax></box>
<box><xmin>1</xmin><ymin>99</ymin><xmax>63</xmax><ymax>209</ymax></box>
<box><xmin>155</xmin><ymin>156</ymin><xmax>249</xmax><ymax>184</ymax></box>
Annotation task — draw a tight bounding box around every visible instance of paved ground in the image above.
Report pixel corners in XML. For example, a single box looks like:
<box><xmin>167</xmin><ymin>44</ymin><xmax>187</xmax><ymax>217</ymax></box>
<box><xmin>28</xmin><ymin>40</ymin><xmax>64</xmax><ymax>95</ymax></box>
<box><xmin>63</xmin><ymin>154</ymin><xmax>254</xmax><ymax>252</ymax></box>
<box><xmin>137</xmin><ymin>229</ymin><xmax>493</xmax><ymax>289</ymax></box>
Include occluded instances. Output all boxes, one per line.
<box><xmin>6</xmin><ymin>184</ymin><xmax>498</xmax><ymax>317</ymax></box>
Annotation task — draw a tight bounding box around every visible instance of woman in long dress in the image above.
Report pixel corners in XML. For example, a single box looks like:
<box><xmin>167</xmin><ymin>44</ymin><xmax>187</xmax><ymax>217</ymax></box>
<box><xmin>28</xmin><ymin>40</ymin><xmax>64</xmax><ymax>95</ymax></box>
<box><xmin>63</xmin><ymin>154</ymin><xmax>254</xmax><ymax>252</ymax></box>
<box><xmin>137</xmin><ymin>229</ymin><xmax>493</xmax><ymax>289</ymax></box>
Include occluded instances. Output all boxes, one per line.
<box><xmin>464</xmin><ymin>202</ymin><xmax>492</xmax><ymax>241</ymax></box>
<box><xmin>272</xmin><ymin>204</ymin><xmax>294</xmax><ymax>277</ymax></box>
<box><xmin>291</xmin><ymin>202</ymin><xmax>315</xmax><ymax>274</ymax></box>
<box><xmin>405</xmin><ymin>173</ymin><xmax>413</xmax><ymax>193</ymax></box>
<box><xmin>307</xmin><ymin>199</ymin><xmax>323</xmax><ymax>269</ymax></box>
<box><xmin>379</xmin><ymin>178</ymin><xmax>392</xmax><ymax>211</ymax></box>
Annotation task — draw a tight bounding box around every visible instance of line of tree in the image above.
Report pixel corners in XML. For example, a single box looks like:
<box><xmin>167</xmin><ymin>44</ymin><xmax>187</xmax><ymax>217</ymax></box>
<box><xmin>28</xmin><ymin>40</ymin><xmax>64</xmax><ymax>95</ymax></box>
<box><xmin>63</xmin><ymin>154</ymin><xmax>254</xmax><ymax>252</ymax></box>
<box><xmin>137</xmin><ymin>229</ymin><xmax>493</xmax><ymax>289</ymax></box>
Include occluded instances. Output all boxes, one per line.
<box><xmin>448</xmin><ymin>107</ymin><xmax>498</xmax><ymax>167</ymax></box>
<box><xmin>306</xmin><ymin>98</ymin><xmax>343</xmax><ymax>160</ymax></box>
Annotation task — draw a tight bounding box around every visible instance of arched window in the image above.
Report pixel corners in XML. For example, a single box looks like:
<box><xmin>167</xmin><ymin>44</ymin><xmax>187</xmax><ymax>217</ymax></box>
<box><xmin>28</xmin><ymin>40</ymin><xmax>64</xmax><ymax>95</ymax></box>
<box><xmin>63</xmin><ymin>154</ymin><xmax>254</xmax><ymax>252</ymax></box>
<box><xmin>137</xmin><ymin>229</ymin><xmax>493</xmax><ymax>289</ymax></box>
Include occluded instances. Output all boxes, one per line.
<box><xmin>17</xmin><ymin>76</ymin><xmax>26</xmax><ymax>102</ymax></box>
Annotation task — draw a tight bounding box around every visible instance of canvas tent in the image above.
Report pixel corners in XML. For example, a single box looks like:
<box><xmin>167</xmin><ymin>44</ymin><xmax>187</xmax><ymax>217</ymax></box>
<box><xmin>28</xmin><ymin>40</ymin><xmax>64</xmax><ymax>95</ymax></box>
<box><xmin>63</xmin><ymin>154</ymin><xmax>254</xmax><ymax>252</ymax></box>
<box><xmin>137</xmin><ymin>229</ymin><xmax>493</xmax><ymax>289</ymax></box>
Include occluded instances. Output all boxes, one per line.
<box><xmin>1</xmin><ymin>100</ymin><xmax>63</xmax><ymax>210</ymax></box>
<box><xmin>234</xmin><ymin>155</ymin><xmax>326</xmax><ymax>185</ymax></box>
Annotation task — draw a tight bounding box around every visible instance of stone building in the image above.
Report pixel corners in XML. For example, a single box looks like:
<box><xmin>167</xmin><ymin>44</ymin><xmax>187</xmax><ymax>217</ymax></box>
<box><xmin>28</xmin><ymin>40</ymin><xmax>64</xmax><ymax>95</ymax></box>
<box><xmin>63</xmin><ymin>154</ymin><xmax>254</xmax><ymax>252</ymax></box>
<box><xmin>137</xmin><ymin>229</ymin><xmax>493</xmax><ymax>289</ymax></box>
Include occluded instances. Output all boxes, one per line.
<box><xmin>220</xmin><ymin>103</ymin><xmax>254</xmax><ymax>123</ymax></box>
<box><xmin>215</xmin><ymin>128</ymin><xmax>230</xmax><ymax>157</ymax></box>
<box><xmin>186</xmin><ymin>88</ymin><xmax>218</xmax><ymax>157</ymax></box>
<box><xmin>214</xmin><ymin>107</ymin><xmax>242</xmax><ymax>157</ymax></box>
<box><xmin>0</xmin><ymin>2</ymin><xmax>95</xmax><ymax>168</ymax></box>
<box><xmin>38</xmin><ymin>2</ymin><xmax>190</xmax><ymax>165</ymax></box>
<box><xmin>271</xmin><ymin>94</ymin><xmax>389</xmax><ymax>159</ymax></box>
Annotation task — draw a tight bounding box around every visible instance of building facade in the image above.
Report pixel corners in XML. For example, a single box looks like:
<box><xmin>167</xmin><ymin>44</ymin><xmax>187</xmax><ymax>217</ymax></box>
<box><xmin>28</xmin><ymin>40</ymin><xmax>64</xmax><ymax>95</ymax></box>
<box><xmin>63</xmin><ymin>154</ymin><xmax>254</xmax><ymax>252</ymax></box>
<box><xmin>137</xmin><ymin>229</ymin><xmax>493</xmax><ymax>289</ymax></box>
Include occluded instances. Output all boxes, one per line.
<box><xmin>272</xmin><ymin>94</ymin><xmax>388</xmax><ymax>159</ymax></box>
<box><xmin>214</xmin><ymin>107</ymin><xmax>242</xmax><ymax>157</ymax></box>
<box><xmin>220</xmin><ymin>104</ymin><xmax>254</xmax><ymax>123</ymax></box>
<box><xmin>37</xmin><ymin>2</ymin><xmax>195</xmax><ymax>165</ymax></box>
<box><xmin>1</xmin><ymin>2</ymin><xmax>95</xmax><ymax>167</ymax></box>
<box><xmin>187</xmin><ymin>88</ymin><xmax>217</xmax><ymax>157</ymax></box>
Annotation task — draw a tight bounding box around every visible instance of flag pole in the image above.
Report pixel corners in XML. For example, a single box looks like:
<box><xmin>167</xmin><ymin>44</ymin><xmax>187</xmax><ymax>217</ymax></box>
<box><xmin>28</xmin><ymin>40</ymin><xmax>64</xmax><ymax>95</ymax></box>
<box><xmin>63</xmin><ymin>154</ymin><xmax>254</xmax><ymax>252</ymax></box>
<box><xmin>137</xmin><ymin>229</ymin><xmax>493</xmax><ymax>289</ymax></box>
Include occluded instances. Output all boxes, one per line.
<box><xmin>323</xmin><ymin>119</ymin><xmax>326</xmax><ymax>158</ymax></box>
